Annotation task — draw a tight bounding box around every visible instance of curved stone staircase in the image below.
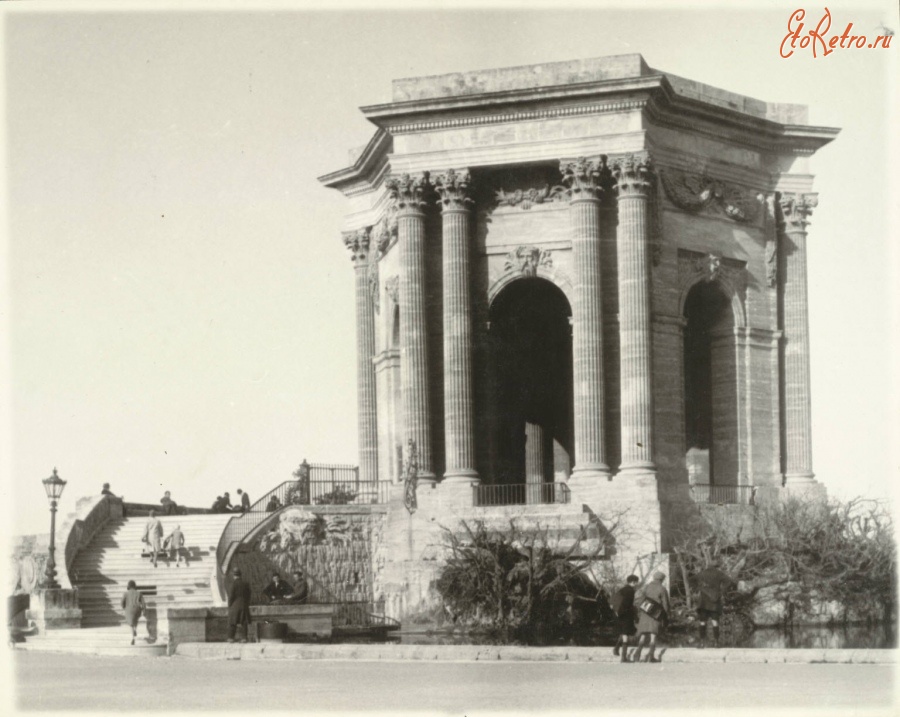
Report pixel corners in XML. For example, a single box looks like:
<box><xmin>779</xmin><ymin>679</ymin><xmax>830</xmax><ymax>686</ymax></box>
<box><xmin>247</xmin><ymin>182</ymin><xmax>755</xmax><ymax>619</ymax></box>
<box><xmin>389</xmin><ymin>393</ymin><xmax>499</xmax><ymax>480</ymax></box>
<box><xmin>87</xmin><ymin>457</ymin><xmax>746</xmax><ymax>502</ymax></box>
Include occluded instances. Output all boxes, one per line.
<box><xmin>18</xmin><ymin>514</ymin><xmax>232</xmax><ymax>656</ymax></box>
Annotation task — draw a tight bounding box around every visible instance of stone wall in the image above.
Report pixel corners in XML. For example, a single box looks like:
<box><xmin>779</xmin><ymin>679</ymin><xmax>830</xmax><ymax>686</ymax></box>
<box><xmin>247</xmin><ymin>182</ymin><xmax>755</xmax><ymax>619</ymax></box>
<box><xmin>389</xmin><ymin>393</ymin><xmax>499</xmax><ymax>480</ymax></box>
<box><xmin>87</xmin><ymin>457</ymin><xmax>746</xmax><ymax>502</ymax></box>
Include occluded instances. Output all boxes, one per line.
<box><xmin>230</xmin><ymin>505</ymin><xmax>387</xmax><ymax>606</ymax></box>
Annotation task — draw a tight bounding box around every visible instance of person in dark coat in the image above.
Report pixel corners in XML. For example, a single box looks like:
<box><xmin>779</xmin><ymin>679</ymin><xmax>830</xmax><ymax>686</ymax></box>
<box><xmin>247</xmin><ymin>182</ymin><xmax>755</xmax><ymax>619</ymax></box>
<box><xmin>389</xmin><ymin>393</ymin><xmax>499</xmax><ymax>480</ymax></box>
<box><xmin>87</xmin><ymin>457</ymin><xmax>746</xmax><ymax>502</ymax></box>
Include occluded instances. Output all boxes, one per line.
<box><xmin>611</xmin><ymin>574</ymin><xmax>640</xmax><ymax>662</ymax></box>
<box><xmin>121</xmin><ymin>580</ymin><xmax>146</xmax><ymax>645</ymax></box>
<box><xmin>632</xmin><ymin>571</ymin><xmax>670</xmax><ymax>663</ymax></box>
<box><xmin>285</xmin><ymin>570</ymin><xmax>309</xmax><ymax>604</ymax></box>
<box><xmin>695</xmin><ymin>564</ymin><xmax>736</xmax><ymax>647</ymax></box>
<box><xmin>227</xmin><ymin>567</ymin><xmax>252</xmax><ymax>643</ymax></box>
<box><xmin>236</xmin><ymin>489</ymin><xmax>251</xmax><ymax>513</ymax></box>
<box><xmin>262</xmin><ymin>573</ymin><xmax>293</xmax><ymax>605</ymax></box>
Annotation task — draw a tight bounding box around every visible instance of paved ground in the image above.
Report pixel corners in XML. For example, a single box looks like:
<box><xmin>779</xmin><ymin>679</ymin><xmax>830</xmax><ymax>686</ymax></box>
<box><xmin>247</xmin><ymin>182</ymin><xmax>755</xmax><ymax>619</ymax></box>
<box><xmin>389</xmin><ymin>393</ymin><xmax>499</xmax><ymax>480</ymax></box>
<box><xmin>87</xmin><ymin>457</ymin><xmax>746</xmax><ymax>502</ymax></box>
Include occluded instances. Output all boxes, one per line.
<box><xmin>12</xmin><ymin>651</ymin><xmax>897</xmax><ymax>712</ymax></box>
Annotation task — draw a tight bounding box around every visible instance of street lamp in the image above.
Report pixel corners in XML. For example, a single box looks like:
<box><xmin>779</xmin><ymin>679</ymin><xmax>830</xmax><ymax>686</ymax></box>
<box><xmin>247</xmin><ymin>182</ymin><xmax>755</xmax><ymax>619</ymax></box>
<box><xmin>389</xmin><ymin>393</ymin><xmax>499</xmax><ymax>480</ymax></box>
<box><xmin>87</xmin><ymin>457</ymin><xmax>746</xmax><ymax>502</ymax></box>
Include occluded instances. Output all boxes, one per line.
<box><xmin>42</xmin><ymin>467</ymin><xmax>67</xmax><ymax>589</ymax></box>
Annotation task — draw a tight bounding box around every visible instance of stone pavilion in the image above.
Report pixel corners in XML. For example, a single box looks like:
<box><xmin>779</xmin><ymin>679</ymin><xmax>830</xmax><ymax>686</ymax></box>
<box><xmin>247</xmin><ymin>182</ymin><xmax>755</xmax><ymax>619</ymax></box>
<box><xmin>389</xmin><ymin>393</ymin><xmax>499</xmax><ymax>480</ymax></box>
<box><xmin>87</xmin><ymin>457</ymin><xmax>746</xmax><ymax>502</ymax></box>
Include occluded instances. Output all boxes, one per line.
<box><xmin>319</xmin><ymin>55</ymin><xmax>838</xmax><ymax>616</ymax></box>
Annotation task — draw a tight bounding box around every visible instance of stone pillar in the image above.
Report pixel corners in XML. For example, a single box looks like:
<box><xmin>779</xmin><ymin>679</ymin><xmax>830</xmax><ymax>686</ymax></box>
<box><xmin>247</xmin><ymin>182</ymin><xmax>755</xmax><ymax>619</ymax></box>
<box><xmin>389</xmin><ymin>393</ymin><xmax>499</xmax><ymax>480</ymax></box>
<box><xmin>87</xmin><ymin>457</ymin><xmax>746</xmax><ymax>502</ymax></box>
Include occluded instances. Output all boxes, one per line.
<box><xmin>613</xmin><ymin>155</ymin><xmax>656</xmax><ymax>477</ymax></box>
<box><xmin>779</xmin><ymin>193</ymin><xmax>817</xmax><ymax>486</ymax></box>
<box><xmin>525</xmin><ymin>422</ymin><xmax>546</xmax><ymax>504</ymax></box>
<box><xmin>435</xmin><ymin>169</ymin><xmax>479</xmax><ymax>485</ymax></box>
<box><xmin>386</xmin><ymin>174</ymin><xmax>436</xmax><ymax>483</ymax></box>
<box><xmin>562</xmin><ymin>157</ymin><xmax>611</xmax><ymax>486</ymax></box>
<box><xmin>344</xmin><ymin>228</ymin><xmax>379</xmax><ymax>484</ymax></box>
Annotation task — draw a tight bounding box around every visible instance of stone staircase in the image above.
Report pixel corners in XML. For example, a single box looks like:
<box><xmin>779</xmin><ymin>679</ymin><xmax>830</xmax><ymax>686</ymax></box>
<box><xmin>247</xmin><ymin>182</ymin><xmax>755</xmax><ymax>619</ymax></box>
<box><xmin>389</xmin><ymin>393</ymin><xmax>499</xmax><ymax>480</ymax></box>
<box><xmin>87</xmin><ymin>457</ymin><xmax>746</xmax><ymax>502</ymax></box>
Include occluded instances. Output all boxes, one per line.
<box><xmin>70</xmin><ymin>514</ymin><xmax>232</xmax><ymax>627</ymax></box>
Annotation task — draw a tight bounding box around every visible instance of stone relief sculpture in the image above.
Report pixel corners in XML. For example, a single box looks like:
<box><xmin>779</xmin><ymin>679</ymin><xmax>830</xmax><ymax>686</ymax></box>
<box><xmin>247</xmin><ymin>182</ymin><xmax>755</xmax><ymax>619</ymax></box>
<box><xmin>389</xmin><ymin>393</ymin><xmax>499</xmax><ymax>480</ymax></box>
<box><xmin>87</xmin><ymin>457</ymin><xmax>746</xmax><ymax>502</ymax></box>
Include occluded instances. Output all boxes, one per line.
<box><xmin>384</xmin><ymin>275</ymin><xmax>399</xmax><ymax>305</ymax></box>
<box><xmin>503</xmin><ymin>246</ymin><xmax>553</xmax><ymax>277</ymax></box>
<box><xmin>660</xmin><ymin>167</ymin><xmax>761</xmax><ymax>224</ymax></box>
<box><xmin>402</xmin><ymin>438</ymin><xmax>418</xmax><ymax>514</ymax></box>
<box><xmin>495</xmin><ymin>185</ymin><xmax>565</xmax><ymax>209</ymax></box>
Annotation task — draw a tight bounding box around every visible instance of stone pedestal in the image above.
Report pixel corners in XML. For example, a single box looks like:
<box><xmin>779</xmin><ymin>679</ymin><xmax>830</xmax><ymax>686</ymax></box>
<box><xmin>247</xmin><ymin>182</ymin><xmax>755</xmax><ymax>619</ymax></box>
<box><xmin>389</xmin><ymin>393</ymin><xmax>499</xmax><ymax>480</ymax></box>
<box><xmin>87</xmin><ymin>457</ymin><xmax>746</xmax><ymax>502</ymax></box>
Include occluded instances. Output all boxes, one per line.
<box><xmin>27</xmin><ymin>588</ymin><xmax>82</xmax><ymax>631</ymax></box>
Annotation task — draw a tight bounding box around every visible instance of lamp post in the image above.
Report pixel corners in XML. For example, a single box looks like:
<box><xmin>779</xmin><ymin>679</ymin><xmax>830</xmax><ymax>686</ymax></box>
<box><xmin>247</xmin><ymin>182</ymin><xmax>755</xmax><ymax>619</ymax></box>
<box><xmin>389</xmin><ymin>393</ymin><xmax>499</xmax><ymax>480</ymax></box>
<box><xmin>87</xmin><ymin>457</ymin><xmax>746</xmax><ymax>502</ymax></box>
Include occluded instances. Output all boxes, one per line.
<box><xmin>42</xmin><ymin>467</ymin><xmax>67</xmax><ymax>589</ymax></box>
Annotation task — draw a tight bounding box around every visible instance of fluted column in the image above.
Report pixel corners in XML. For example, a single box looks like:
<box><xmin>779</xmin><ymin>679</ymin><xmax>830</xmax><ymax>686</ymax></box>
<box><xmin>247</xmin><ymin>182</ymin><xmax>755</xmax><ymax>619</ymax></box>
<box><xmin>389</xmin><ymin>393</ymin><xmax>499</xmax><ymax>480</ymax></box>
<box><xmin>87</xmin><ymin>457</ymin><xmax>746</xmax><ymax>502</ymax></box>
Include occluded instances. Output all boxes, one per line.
<box><xmin>524</xmin><ymin>422</ymin><xmax>547</xmax><ymax>504</ymax></box>
<box><xmin>562</xmin><ymin>157</ymin><xmax>611</xmax><ymax>483</ymax></box>
<box><xmin>386</xmin><ymin>173</ymin><xmax>436</xmax><ymax>482</ymax></box>
<box><xmin>344</xmin><ymin>228</ymin><xmax>378</xmax><ymax>483</ymax></box>
<box><xmin>613</xmin><ymin>155</ymin><xmax>656</xmax><ymax>476</ymax></box>
<box><xmin>780</xmin><ymin>193</ymin><xmax>817</xmax><ymax>484</ymax></box>
<box><xmin>435</xmin><ymin>169</ymin><xmax>479</xmax><ymax>484</ymax></box>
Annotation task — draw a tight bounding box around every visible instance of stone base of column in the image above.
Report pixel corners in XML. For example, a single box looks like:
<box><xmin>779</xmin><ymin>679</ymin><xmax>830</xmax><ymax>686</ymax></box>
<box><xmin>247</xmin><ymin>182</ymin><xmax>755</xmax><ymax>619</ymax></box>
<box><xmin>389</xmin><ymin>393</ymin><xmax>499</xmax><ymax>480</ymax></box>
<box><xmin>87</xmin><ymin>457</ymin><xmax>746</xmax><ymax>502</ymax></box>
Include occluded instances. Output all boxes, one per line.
<box><xmin>437</xmin><ymin>477</ymin><xmax>479</xmax><ymax>512</ymax></box>
<box><xmin>27</xmin><ymin>588</ymin><xmax>82</xmax><ymax>632</ymax></box>
<box><xmin>617</xmin><ymin>461</ymin><xmax>657</xmax><ymax>478</ymax></box>
<box><xmin>783</xmin><ymin>476</ymin><xmax>827</xmax><ymax>501</ymax></box>
<box><xmin>442</xmin><ymin>470</ymin><xmax>480</xmax><ymax>486</ymax></box>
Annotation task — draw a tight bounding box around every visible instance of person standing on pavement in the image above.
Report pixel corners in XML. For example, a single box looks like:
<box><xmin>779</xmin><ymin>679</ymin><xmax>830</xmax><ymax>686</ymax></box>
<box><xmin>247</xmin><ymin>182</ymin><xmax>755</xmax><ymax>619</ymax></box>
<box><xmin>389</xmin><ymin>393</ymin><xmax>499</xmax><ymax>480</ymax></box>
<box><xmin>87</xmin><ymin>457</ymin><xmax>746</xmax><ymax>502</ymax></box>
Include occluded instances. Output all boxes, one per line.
<box><xmin>632</xmin><ymin>571</ymin><xmax>670</xmax><ymax>663</ymax></box>
<box><xmin>695</xmin><ymin>563</ymin><xmax>736</xmax><ymax>647</ymax></box>
<box><xmin>236</xmin><ymin>489</ymin><xmax>251</xmax><ymax>513</ymax></box>
<box><xmin>227</xmin><ymin>567</ymin><xmax>252</xmax><ymax>643</ymax></box>
<box><xmin>611</xmin><ymin>574</ymin><xmax>639</xmax><ymax>662</ymax></box>
<box><xmin>142</xmin><ymin>510</ymin><xmax>164</xmax><ymax>568</ymax></box>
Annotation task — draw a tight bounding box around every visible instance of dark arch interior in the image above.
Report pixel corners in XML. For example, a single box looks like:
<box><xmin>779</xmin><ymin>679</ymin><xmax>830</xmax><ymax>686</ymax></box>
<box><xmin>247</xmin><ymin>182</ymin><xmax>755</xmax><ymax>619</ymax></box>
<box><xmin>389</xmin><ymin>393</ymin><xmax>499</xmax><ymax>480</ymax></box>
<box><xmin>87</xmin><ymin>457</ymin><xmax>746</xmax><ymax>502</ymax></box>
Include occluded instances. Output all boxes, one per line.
<box><xmin>683</xmin><ymin>280</ymin><xmax>734</xmax><ymax>483</ymax></box>
<box><xmin>488</xmin><ymin>278</ymin><xmax>573</xmax><ymax>486</ymax></box>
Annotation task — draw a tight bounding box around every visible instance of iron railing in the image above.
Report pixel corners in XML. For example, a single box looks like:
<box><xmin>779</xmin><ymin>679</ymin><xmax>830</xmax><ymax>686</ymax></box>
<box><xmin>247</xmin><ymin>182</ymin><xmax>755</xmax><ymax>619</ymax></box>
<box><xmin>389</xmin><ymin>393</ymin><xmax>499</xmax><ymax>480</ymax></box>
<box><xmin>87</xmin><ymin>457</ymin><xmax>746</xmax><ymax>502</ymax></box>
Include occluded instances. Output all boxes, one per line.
<box><xmin>690</xmin><ymin>484</ymin><xmax>757</xmax><ymax>505</ymax></box>
<box><xmin>473</xmin><ymin>482</ymin><xmax>571</xmax><ymax>507</ymax></box>
<box><xmin>332</xmin><ymin>602</ymin><xmax>400</xmax><ymax>631</ymax></box>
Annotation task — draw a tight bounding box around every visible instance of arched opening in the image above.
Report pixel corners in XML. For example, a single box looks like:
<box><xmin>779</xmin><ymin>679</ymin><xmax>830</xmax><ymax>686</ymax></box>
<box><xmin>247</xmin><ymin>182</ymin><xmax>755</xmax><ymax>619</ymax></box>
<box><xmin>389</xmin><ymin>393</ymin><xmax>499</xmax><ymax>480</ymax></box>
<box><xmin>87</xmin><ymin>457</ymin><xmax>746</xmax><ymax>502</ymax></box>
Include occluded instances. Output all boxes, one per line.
<box><xmin>683</xmin><ymin>281</ymin><xmax>737</xmax><ymax>486</ymax></box>
<box><xmin>489</xmin><ymin>278</ymin><xmax>573</xmax><ymax>499</ymax></box>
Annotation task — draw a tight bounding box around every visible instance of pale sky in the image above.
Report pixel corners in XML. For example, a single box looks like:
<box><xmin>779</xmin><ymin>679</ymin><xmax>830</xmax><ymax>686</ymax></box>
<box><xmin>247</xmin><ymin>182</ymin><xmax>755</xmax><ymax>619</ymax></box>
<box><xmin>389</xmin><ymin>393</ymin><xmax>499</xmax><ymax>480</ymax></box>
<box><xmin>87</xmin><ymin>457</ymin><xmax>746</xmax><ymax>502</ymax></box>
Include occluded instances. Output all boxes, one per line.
<box><xmin>2</xmin><ymin>1</ymin><xmax>898</xmax><ymax>537</ymax></box>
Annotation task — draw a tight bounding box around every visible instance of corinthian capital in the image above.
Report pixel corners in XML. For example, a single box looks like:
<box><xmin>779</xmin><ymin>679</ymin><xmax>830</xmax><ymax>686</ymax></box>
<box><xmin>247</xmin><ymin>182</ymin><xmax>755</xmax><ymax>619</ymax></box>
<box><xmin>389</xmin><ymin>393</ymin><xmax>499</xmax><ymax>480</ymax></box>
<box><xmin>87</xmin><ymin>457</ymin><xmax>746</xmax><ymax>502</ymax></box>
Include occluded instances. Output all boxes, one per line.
<box><xmin>559</xmin><ymin>156</ymin><xmax>609</xmax><ymax>201</ymax></box>
<box><xmin>434</xmin><ymin>169</ymin><xmax>474</xmax><ymax>211</ymax></box>
<box><xmin>779</xmin><ymin>192</ymin><xmax>818</xmax><ymax>231</ymax></box>
<box><xmin>385</xmin><ymin>172</ymin><xmax>431</xmax><ymax>211</ymax></box>
<box><xmin>343</xmin><ymin>227</ymin><xmax>371</xmax><ymax>264</ymax></box>
<box><xmin>612</xmin><ymin>154</ymin><xmax>653</xmax><ymax>197</ymax></box>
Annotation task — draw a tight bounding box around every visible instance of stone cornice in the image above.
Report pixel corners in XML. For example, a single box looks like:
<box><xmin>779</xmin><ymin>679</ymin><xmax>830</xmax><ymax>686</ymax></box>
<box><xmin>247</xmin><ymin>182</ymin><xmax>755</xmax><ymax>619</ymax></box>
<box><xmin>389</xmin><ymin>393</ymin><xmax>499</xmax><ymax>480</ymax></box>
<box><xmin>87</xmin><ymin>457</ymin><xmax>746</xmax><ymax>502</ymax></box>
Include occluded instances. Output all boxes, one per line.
<box><xmin>318</xmin><ymin>129</ymin><xmax>391</xmax><ymax>193</ymax></box>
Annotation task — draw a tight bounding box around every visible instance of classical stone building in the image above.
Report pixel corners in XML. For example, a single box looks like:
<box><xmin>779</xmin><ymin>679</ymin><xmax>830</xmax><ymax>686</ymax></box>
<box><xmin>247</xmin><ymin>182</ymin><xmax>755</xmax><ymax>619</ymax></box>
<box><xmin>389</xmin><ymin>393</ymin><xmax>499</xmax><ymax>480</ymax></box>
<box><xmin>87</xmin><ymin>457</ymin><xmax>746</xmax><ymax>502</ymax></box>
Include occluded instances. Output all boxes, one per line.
<box><xmin>320</xmin><ymin>55</ymin><xmax>837</xmax><ymax>617</ymax></box>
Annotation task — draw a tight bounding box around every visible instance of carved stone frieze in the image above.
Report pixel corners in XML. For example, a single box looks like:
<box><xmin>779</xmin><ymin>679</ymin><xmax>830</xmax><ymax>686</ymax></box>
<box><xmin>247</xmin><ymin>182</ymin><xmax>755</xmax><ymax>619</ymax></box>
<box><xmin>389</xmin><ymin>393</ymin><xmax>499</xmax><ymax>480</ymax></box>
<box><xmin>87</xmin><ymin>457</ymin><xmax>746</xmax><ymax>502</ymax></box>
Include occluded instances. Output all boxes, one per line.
<box><xmin>678</xmin><ymin>250</ymin><xmax>747</xmax><ymax>299</ymax></box>
<box><xmin>503</xmin><ymin>246</ymin><xmax>553</xmax><ymax>277</ymax></box>
<box><xmin>375</xmin><ymin>205</ymin><xmax>399</xmax><ymax>259</ymax></box>
<box><xmin>434</xmin><ymin>169</ymin><xmax>474</xmax><ymax>210</ymax></box>
<box><xmin>385</xmin><ymin>172</ymin><xmax>431</xmax><ymax>211</ymax></box>
<box><xmin>384</xmin><ymin>275</ymin><xmax>400</xmax><ymax>305</ymax></box>
<box><xmin>778</xmin><ymin>192</ymin><xmax>818</xmax><ymax>231</ymax></box>
<box><xmin>763</xmin><ymin>193</ymin><xmax>778</xmax><ymax>288</ymax></box>
<box><xmin>343</xmin><ymin>227</ymin><xmax>371</xmax><ymax>264</ymax></box>
<box><xmin>369</xmin><ymin>264</ymin><xmax>380</xmax><ymax>314</ymax></box>
<box><xmin>659</xmin><ymin>167</ymin><xmax>761</xmax><ymax>223</ymax></box>
<box><xmin>495</xmin><ymin>185</ymin><xmax>566</xmax><ymax>209</ymax></box>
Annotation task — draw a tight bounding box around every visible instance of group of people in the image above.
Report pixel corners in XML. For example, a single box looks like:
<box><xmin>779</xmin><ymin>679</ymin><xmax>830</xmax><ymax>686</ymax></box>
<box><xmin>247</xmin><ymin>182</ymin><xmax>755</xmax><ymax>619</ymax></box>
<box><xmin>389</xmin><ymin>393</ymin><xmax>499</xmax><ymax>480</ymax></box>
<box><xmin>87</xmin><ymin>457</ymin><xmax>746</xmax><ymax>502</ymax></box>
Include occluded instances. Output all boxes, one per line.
<box><xmin>141</xmin><ymin>510</ymin><xmax>189</xmax><ymax>568</ymax></box>
<box><xmin>211</xmin><ymin>489</ymin><xmax>251</xmax><ymax>514</ymax></box>
<box><xmin>225</xmin><ymin>568</ymin><xmax>310</xmax><ymax>643</ymax></box>
<box><xmin>610</xmin><ymin>564</ymin><xmax>734</xmax><ymax>663</ymax></box>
